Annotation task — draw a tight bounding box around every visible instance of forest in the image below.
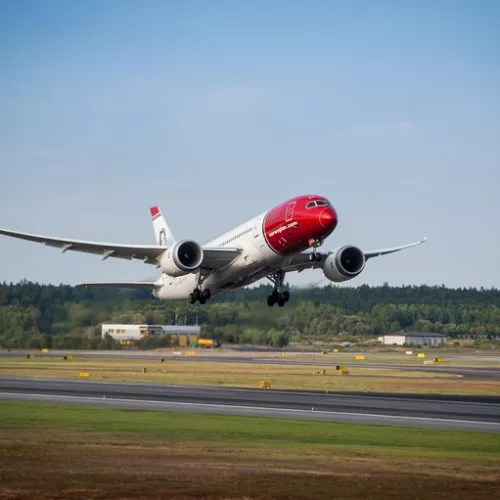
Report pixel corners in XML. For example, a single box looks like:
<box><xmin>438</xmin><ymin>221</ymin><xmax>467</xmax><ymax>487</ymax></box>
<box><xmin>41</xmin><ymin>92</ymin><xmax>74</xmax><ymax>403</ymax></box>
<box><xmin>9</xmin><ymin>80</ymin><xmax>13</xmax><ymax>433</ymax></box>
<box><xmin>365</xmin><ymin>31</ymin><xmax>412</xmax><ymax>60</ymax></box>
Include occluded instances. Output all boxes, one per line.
<box><xmin>0</xmin><ymin>281</ymin><xmax>499</xmax><ymax>349</ymax></box>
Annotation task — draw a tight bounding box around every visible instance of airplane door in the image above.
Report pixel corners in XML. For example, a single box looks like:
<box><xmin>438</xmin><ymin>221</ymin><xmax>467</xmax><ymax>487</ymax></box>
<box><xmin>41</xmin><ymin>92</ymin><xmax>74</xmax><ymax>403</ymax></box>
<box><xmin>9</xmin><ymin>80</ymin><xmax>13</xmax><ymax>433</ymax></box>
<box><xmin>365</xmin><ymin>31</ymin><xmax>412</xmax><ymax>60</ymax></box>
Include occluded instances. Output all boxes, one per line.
<box><xmin>253</xmin><ymin>223</ymin><xmax>264</xmax><ymax>248</ymax></box>
<box><xmin>253</xmin><ymin>217</ymin><xmax>266</xmax><ymax>250</ymax></box>
<box><xmin>279</xmin><ymin>201</ymin><xmax>298</xmax><ymax>252</ymax></box>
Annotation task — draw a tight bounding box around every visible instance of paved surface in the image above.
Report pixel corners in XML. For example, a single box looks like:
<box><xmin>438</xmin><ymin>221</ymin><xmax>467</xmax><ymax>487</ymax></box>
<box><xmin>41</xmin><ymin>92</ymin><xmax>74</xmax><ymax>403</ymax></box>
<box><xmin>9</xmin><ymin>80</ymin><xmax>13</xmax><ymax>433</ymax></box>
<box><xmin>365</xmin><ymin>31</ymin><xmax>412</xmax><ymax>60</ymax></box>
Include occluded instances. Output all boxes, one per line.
<box><xmin>1</xmin><ymin>376</ymin><xmax>499</xmax><ymax>432</ymax></box>
<box><xmin>2</xmin><ymin>349</ymin><xmax>500</xmax><ymax>380</ymax></box>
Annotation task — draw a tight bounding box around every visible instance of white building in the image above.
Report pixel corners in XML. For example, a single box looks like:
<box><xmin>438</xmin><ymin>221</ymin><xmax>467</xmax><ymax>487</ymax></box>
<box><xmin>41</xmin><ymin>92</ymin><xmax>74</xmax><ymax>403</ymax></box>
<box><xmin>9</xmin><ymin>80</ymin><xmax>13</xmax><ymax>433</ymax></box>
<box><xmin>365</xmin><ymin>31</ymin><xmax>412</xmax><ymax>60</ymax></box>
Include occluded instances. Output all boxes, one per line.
<box><xmin>378</xmin><ymin>331</ymin><xmax>446</xmax><ymax>346</ymax></box>
<box><xmin>101</xmin><ymin>324</ymin><xmax>200</xmax><ymax>341</ymax></box>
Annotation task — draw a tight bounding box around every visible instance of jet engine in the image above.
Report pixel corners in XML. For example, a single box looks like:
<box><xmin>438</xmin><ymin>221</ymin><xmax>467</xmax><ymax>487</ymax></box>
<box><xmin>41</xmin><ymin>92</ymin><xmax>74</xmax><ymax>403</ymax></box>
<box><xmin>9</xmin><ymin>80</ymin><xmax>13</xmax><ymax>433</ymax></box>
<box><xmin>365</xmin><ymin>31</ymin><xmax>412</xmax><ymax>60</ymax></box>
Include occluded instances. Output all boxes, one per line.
<box><xmin>158</xmin><ymin>240</ymin><xmax>204</xmax><ymax>277</ymax></box>
<box><xmin>322</xmin><ymin>245</ymin><xmax>366</xmax><ymax>282</ymax></box>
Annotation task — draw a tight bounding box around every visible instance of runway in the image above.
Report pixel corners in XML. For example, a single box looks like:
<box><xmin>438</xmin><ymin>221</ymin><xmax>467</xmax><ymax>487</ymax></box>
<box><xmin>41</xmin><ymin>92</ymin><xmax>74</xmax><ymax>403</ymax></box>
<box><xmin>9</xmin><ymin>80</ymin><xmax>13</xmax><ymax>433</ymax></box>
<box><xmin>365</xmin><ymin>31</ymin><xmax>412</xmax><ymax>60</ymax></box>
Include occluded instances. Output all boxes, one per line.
<box><xmin>1</xmin><ymin>376</ymin><xmax>499</xmax><ymax>432</ymax></box>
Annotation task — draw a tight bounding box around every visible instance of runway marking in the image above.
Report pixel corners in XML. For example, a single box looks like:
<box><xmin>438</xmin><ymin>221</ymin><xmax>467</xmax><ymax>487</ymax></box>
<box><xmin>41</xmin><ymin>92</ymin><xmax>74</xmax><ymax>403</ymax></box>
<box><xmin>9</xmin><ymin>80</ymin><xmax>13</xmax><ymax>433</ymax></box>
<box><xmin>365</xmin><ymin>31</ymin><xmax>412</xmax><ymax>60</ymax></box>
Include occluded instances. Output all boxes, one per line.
<box><xmin>2</xmin><ymin>375</ymin><xmax>500</xmax><ymax>406</ymax></box>
<box><xmin>1</xmin><ymin>392</ymin><xmax>499</xmax><ymax>428</ymax></box>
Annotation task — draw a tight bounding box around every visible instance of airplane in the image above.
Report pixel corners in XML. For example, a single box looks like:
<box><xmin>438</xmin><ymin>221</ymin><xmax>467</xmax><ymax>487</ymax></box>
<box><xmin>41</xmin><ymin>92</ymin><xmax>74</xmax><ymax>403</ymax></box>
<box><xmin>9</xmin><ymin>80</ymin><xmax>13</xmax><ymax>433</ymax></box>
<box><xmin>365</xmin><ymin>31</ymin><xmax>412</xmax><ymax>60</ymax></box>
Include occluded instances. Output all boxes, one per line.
<box><xmin>0</xmin><ymin>194</ymin><xmax>426</xmax><ymax>307</ymax></box>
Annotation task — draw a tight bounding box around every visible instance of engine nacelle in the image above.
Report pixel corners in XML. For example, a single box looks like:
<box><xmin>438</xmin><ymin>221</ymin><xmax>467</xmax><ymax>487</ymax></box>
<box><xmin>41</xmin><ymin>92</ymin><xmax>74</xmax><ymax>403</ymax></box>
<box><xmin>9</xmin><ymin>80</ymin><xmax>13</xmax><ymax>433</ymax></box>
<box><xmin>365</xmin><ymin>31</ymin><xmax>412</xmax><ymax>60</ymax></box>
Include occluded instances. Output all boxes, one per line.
<box><xmin>158</xmin><ymin>240</ymin><xmax>204</xmax><ymax>277</ymax></box>
<box><xmin>322</xmin><ymin>245</ymin><xmax>366</xmax><ymax>283</ymax></box>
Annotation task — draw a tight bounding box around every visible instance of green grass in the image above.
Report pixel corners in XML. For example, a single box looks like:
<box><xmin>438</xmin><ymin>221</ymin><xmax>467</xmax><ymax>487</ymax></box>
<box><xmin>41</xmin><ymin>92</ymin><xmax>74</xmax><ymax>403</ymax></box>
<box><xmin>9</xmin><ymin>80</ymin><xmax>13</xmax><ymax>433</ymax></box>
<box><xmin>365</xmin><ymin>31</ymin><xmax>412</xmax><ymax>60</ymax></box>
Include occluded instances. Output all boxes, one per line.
<box><xmin>1</xmin><ymin>402</ymin><xmax>499</xmax><ymax>499</ymax></box>
<box><xmin>1</xmin><ymin>401</ymin><xmax>499</xmax><ymax>454</ymax></box>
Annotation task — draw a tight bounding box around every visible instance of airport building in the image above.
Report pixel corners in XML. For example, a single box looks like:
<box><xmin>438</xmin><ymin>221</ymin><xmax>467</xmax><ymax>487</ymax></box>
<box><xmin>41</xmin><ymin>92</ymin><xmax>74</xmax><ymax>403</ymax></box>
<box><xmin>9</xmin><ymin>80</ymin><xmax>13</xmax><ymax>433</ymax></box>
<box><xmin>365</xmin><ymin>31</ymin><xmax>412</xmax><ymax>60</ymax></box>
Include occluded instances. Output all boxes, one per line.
<box><xmin>101</xmin><ymin>324</ymin><xmax>200</xmax><ymax>346</ymax></box>
<box><xmin>378</xmin><ymin>331</ymin><xmax>447</xmax><ymax>346</ymax></box>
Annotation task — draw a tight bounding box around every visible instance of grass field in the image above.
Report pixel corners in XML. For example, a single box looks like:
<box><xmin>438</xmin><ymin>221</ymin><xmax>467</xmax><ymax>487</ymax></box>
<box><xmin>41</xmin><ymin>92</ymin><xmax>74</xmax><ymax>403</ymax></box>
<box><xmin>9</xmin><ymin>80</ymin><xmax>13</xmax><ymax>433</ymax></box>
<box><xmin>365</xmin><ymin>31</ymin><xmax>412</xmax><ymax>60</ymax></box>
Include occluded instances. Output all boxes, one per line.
<box><xmin>2</xmin><ymin>355</ymin><xmax>500</xmax><ymax>395</ymax></box>
<box><xmin>0</xmin><ymin>401</ymin><xmax>499</xmax><ymax>499</ymax></box>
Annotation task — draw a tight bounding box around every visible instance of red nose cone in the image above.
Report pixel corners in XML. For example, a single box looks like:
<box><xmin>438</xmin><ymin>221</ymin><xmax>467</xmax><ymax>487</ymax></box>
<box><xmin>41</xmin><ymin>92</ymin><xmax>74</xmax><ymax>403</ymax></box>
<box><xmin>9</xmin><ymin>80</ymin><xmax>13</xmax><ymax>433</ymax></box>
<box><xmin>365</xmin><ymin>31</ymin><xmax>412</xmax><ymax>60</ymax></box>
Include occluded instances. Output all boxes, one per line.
<box><xmin>319</xmin><ymin>207</ymin><xmax>337</xmax><ymax>230</ymax></box>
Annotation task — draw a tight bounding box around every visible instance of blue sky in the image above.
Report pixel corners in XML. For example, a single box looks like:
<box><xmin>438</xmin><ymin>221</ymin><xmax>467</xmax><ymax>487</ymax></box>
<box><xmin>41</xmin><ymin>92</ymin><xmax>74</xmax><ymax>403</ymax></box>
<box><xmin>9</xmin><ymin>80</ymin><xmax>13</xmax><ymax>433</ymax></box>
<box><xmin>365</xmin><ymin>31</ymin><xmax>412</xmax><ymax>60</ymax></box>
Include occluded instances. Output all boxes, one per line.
<box><xmin>0</xmin><ymin>0</ymin><xmax>499</xmax><ymax>289</ymax></box>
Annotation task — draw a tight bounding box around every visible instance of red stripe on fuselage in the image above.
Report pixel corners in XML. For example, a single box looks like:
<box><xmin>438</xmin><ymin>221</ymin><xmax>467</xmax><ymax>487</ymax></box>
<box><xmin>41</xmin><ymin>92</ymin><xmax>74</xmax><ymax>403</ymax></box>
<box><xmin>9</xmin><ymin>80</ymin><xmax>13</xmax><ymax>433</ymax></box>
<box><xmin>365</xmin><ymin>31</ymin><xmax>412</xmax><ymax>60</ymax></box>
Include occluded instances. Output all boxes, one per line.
<box><xmin>263</xmin><ymin>194</ymin><xmax>337</xmax><ymax>255</ymax></box>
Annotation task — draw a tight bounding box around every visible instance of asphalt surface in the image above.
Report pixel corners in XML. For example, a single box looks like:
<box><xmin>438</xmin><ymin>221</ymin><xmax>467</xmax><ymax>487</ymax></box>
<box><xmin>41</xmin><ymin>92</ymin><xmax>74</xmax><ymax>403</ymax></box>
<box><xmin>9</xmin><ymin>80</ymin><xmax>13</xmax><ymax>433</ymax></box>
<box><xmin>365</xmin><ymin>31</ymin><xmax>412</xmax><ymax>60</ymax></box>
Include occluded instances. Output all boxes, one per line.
<box><xmin>2</xmin><ymin>349</ymin><xmax>500</xmax><ymax>380</ymax></box>
<box><xmin>1</xmin><ymin>376</ymin><xmax>499</xmax><ymax>432</ymax></box>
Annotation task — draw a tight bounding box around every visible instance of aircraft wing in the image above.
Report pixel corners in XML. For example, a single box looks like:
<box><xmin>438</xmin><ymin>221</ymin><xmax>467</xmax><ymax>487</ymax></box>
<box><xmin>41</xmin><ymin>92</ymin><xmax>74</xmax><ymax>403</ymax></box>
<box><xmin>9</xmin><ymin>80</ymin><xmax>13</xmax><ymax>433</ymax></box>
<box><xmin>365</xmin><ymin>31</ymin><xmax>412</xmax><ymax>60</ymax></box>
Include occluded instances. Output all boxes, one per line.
<box><xmin>0</xmin><ymin>228</ymin><xmax>166</xmax><ymax>265</ymax></box>
<box><xmin>201</xmin><ymin>247</ymin><xmax>241</xmax><ymax>269</ymax></box>
<box><xmin>281</xmin><ymin>237</ymin><xmax>427</xmax><ymax>273</ymax></box>
<box><xmin>0</xmin><ymin>228</ymin><xmax>241</xmax><ymax>269</ymax></box>
<box><xmin>363</xmin><ymin>237</ymin><xmax>427</xmax><ymax>260</ymax></box>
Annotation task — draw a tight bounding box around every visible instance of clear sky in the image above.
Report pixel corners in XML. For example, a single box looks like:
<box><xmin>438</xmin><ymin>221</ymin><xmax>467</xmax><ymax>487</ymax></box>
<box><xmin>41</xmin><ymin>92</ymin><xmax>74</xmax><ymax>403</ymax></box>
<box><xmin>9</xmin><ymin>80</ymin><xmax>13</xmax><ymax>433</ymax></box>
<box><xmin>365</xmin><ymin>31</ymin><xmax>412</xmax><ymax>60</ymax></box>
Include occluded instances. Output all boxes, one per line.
<box><xmin>0</xmin><ymin>0</ymin><xmax>499</xmax><ymax>289</ymax></box>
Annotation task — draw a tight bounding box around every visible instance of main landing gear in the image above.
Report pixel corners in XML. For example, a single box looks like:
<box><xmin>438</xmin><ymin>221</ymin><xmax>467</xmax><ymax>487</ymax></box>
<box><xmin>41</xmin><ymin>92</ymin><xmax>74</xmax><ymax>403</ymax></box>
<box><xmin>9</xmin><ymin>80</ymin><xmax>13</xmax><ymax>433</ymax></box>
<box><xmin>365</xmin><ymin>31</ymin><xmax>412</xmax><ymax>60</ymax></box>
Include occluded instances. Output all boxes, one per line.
<box><xmin>188</xmin><ymin>288</ymin><xmax>211</xmax><ymax>305</ymax></box>
<box><xmin>267</xmin><ymin>289</ymin><xmax>290</xmax><ymax>307</ymax></box>
<box><xmin>266</xmin><ymin>270</ymin><xmax>290</xmax><ymax>307</ymax></box>
<box><xmin>188</xmin><ymin>269</ymin><xmax>212</xmax><ymax>304</ymax></box>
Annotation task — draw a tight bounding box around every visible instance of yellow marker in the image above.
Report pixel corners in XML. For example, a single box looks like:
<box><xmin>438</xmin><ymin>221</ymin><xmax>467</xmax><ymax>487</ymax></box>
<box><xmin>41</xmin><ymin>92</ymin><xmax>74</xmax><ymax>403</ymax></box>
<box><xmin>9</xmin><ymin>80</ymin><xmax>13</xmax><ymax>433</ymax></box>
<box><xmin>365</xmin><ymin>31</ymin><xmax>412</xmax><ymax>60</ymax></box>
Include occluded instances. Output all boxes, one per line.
<box><xmin>333</xmin><ymin>348</ymin><xmax>339</xmax><ymax>353</ymax></box>
<box><xmin>41</xmin><ymin>348</ymin><xmax>49</xmax><ymax>353</ymax></box>
<box><xmin>417</xmin><ymin>353</ymin><xmax>425</xmax><ymax>358</ymax></box>
<box><xmin>79</xmin><ymin>372</ymin><xmax>90</xmax><ymax>378</ymax></box>
<box><xmin>355</xmin><ymin>355</ymin><xmax>365</xmax><ymax>360</ymax></box>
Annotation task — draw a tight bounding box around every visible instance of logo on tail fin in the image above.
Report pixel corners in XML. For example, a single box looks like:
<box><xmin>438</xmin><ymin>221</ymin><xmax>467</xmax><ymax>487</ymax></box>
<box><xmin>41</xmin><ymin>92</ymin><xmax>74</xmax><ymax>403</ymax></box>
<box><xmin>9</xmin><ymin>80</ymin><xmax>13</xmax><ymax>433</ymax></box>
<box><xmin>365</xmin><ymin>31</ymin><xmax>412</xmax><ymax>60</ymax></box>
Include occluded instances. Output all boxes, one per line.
<box><xmin>150</xmin><ymin>206</ymin><xmax>176</xmax><ymax>247</ymax></box>
<box><xmin>159</xmin><ymin>229</ymin><xmax>166</xmax><ymax>246</ymax></box>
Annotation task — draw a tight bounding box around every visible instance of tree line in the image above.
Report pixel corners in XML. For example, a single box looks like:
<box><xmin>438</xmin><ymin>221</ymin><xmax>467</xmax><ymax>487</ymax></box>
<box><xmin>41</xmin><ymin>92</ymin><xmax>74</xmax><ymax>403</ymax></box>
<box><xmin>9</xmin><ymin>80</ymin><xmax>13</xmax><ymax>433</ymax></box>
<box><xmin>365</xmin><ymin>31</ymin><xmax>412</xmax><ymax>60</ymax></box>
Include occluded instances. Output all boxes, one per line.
<box><xmin>0</xmin><ymin>280</ymin><xmax>499</xmax><ymax>349</ymax></box>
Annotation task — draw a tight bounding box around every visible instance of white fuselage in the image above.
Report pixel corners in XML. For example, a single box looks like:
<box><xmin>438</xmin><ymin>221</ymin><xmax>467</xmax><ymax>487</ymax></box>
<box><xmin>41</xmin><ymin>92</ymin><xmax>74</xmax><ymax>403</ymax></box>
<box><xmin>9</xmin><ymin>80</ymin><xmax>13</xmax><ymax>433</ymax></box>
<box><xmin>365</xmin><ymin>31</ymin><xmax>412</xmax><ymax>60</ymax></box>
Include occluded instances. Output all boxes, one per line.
<box><xmin>153</xmin><ymin>211</ymin><xmax>291</xmax><ymax>300</ymax></box>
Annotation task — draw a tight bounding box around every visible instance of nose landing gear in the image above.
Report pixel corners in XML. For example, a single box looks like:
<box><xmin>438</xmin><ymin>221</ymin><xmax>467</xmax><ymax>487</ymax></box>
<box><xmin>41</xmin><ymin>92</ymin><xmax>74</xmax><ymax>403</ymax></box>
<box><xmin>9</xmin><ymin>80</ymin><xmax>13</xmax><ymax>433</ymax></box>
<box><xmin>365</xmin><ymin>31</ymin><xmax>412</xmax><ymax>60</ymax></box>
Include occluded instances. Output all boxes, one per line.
<box><xmin>266</xmin><ymin>270</ymin><xmax>290</xmax><ymax>307</ymax></box>
<box><xmin>309</xmin><ymin>252</ymin><xmax>322</xmax><ymax>262</ymax></box>
<box><xmin>308</xmin><ymin>238</ymin><xmax>324</xmax><ymax>262</ymax></box>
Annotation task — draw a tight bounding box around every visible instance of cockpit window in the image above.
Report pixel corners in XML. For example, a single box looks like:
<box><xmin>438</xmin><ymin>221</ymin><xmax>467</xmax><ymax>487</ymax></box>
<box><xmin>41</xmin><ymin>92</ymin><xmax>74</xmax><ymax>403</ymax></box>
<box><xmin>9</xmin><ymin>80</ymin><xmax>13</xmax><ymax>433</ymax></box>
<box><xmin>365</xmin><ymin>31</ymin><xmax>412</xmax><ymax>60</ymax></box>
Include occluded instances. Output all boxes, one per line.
<box><xmin>306</xmin><ymin>199</ymin><xmax>331</xmax><ymax>208</ymax></box>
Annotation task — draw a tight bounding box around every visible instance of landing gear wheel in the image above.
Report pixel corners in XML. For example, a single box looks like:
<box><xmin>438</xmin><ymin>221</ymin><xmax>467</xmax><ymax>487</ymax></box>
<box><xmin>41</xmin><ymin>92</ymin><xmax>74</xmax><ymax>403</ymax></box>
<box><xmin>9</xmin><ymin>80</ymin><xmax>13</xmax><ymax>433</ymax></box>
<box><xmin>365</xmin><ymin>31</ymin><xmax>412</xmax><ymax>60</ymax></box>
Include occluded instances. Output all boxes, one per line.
<box><xmin>266</xmin><ymin>270</ymin><xmax>290</xmax><ymax>307</ymax></box>
<box><xmin>189</xmin><ymin>288</ymin><xmax>209</xmax><ymax>304</ymax></box>
<box><xmin>309</xmin><ymin>253</ymin><xmax>316</xmax><ymax>262</ymax></box>
<box><xmin>315</xmin><ymin>253</ymin><xmax>322</xmax><ymax>262</ymax></box>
